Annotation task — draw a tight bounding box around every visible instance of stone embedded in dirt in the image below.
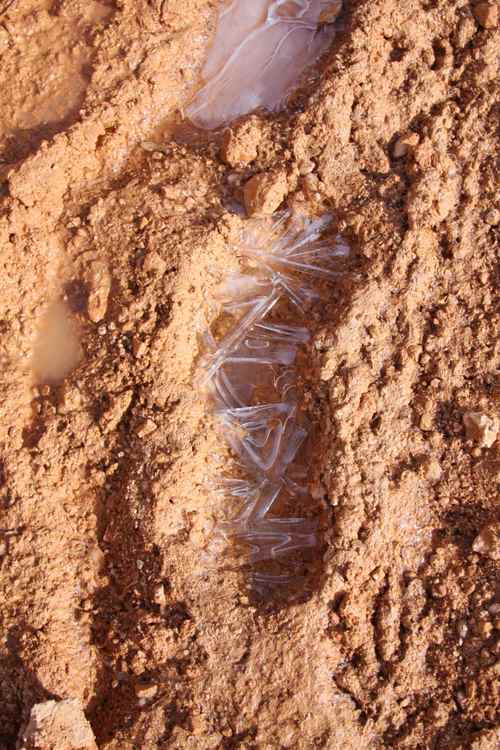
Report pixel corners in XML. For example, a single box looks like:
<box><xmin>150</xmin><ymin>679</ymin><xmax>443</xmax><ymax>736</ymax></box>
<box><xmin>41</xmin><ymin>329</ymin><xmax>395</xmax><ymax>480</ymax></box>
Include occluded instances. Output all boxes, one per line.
<box><xmin>243</xmin><ymin>170</ymin><xmax>288</xmax><ymax>216</ymax></box>
<box><xmin>58</xmin><ymin>383</ymin><xmax>83</xmax><ymax>414</ymax></box>
<box><xmin>423</xmin><ymin>457</ymin><xmax>442</xmax><ymax>482</ymax></box>
<box><xmin>484</xmin><ymin>207</ymin><xmax>499</xmax><ymax>225</ymax></box>
<box><xmin>463</xmin><ymin>410</ymin><xmax>499</xmax><ymax>448</ymax></box>
<box><xmin>86</xmin><ymin>261</ymin><xmax>111</xmax><ymax>323</ymax></box>
<box><xmin>135</xmin><ymin>418</ymin><xmax>157</xmax><ymax>437</ymax></box>
<box><xmin>473</xmin><ymin>2</ymin><xmax>499</xmax><ymax>28</ymax></box>
<box><xmin>420</xmin><ymin>411</ymin><xmax>434</xmax><ymax>431</ymax></box>
<box><xmin>134</xmin><ymin>682</ymin><xmax>158</xmax><ymax>701</ymax></box>
<box><xmin>101</xmin><ymin>390</ymin><xmax>133</xmax><ymax>433</ymax></box>
<box><xmin>393</xmin><ymin>132</ymin><xmax>420</xmax><ymax>158</ymax></box>
<box><xmin>17</xmin><ymin>699</ymin><xmax>97</xmax><ymax>750</ymax></box>
<box><xmin>472</xmin><ymin>523</ymin><xmax>500</xmax><ymax>560</ymax></box>
<box><xmin>220</xmin><ymin>117</ymin><xmax>263</xmax><ymax>168</ymax></box>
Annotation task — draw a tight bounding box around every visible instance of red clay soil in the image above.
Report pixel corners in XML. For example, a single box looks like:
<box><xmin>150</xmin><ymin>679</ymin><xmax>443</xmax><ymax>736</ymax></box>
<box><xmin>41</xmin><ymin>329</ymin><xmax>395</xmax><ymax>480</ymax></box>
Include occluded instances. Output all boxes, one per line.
<box><xmin>0</xmin><ymin>1</ymin><xmax>498</xmax><ymax>748</ymax></box>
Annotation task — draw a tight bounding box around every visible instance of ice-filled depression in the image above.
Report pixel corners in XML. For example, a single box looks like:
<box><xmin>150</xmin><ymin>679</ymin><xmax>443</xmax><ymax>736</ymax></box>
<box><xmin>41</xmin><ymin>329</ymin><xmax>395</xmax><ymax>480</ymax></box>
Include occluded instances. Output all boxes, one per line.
<box><xmin>198</xmin><ymin>213</ymin><xmax>350</xmax><ymax>601</ymax></box>
<box><xmin>186</xmin><ymin>0</ymin><xmax>341</xmax><ymax>129</ymax></box>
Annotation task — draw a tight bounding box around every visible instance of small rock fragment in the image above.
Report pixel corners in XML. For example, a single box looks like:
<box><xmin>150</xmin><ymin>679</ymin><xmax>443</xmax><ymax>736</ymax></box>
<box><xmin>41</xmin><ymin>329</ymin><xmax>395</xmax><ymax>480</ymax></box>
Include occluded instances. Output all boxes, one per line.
<box><xmin>221</xmin><ymin>117</ymin><xmax>262</xmax><ymax>168</ymax></box>
<box><xmin>455</xmin><ymin>16</ymin><xmax>477</xmax><ymax>47</ymax></box>
<box><xmin>423</xmin><ymin>457</ymin><xmax>442</xmax><ymax>481</ymax></box>
<box><xmin>18</xmin><ymin>699</ymin><xmax>97</xmax><ymax>750</ymax></box>
<box><xmin>102</xmin><ymin>390</ymin><xmax>133</xmax><ymax>433</ymax></box>
<box><xmin>472</xmin><ymin>523</ymin><xmax>500</xmax><ymax>560</ymax></box>
<box><xmin>243</xmin><ymin>171</ymin><xmax>288</xmax><ymax>216</ymax></box>
<box><xmin>393</xmin><ymin>132</ymin><xmax>420</xmax><ymax>158</ymax></box>
<box><xmin>463</xmin><ymin>411</ymin><xmax>498</xmax><ymax>448</ymax></box>
<box><xmin>484</xmin><ymin>207</ymin><xmax>499</xmax><ymax>225</ymax></box>
<box><xmin>477</xmin><ymin>619</ymin><xmax>493</xmax><ymax>637</ymax></box>
<box><xmin>135</xmin><ymin>418</ymin><xmax>157</xmax><ymax>438</ymax></box>
<box><xmin>420</xmin><ymin>412</ymin><xmax>434</xmax><ymax>431</ymax></box>
<box><xmin>134</xmin><ymin>682</ymin><xmax>158</xmax><ymax>701</ymax></box>
<box><xmin>143</xmin><ymin>250</ymin><xmax>166</xmax><ymax>275</ymax></box>
<box><xmin>87</xmin><ymin>261</ymin><xmax>111</xmax><ymax>323</ymax></box>
<box><xmin>473</xmin><ymin>2</ymin><xmax>499</xmax><ymax>28</ymax></box>
<box><xmin>58</xmin><ymin>383</ymin><xmax>83</xmax><ymax>414</ymax></box>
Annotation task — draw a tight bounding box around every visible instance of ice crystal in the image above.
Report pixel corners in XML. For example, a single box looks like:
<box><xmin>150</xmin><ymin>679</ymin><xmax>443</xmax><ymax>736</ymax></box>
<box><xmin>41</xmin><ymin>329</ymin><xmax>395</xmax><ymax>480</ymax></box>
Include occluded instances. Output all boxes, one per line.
<box><xmin>198</xmin><ymin>213</ymin><xmax>349</xmax><ymax>599</ymax></box>
<box><xmin>187</xmin><ymin>1</ymin><xmax>338</xmax><ymax>129</ymax></box>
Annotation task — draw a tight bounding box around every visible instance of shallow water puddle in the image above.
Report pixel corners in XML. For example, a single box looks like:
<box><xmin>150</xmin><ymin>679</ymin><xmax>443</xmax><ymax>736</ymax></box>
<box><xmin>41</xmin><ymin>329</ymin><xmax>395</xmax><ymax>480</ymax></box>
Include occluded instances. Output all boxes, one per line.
<box><xmin>186</xmin><ymin>0</ymin><xmax>340</xmax><ymax>129</ymax></box>
<box><xmin>32</xmin><ymin>300</ymin><xmax>82</xmax><ymax>385</ymax></box>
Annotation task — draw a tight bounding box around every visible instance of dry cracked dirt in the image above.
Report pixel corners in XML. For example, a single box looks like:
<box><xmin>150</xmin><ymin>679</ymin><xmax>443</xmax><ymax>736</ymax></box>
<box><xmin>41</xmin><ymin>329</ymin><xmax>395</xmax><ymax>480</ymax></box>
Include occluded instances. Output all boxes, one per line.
<box><xmin>0</xmin><ymin>1</ymin><xmax>499</xmax><ymax>749</ymax></box>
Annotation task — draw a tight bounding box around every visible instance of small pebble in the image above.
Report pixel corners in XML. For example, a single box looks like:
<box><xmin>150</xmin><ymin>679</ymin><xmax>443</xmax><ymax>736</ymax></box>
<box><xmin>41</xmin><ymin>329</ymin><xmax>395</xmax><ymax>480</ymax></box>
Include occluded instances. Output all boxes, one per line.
<box><xmin>472</xmin><ymin>523</ymin><xmax>500</xmax><ymax>560</ymax></box>
<box><xmin>477</xmin><ymin>619</ymin><xmax>493</xmax><ymax>638</ymax></box>
<box><xmin>87</xmin><ymin>262</ymin><xmax>111</xmax><ymax>324</ymax></box>
<box><xmin>473</xmin><ymin>2</ymin><xmax>499</xmax><ymax>29</ymax></box>
<box><xmin>243</xmin><ymin>171</ymin><xmax>288</xmax><ymax>216</ymax></box>
<box><xmin>485</xmin><ymin>207</ymin><xmax>499</xmax><ymax>225</ymax></box>
<box><xmin>135</xmin><ymin>418</ymin><xmax>157</xmax><ymax>438</ymax></box>
<box><xmin>424</xmin><ymin>458</ymin><xmax>442</xmax><ymax>481</ymax></box>
<box><xmin>463</xmin><ymin>411</ymin><xmax>498</xmax><ymax>448</ymax></box>
<box><xmin>420</xmin><ymin>413</ymin><xmax>434</xmax><ymax>431</ymax></box>
<box><xmin>393</xmin><ymin>132</ymin><xmax>420</xmax><ymax>158</ymax></box>
<box><xmin>134</xmin><ymin>683</ymin><xmax>158</xmax><ymax>701</ymax></box>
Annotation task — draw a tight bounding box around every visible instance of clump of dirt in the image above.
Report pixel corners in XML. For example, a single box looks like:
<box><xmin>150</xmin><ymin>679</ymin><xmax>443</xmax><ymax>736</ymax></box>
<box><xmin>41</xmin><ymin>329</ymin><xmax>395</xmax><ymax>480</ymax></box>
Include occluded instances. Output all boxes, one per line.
<box><xmin>0</xmin><ymin>1</ymin><xmax>498</xmax><ymax>749</ymax></box>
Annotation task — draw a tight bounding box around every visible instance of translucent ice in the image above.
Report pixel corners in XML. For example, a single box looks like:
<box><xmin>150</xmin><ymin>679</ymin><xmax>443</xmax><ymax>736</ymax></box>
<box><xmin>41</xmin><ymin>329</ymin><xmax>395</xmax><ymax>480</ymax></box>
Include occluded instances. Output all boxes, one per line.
<box><xmin>187</xmin><ymin>0</ymin><xmax>338</xmax><ymax>129</ymax></box>
<box><xmin>197</xmin><ymin>213</ymin><xmax>349</xmax><ymax>598</ymax></box>
<box><xmin>198</xmin><ymin>213</ymin><xmax>349</xmax><ymax>386</ymax></box>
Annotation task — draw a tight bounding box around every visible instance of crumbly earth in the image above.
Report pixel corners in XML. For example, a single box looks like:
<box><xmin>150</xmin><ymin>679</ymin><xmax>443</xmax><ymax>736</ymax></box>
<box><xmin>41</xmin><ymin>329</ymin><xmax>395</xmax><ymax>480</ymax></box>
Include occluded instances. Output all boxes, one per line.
<box><xmin>0</xmin><ymin>1</ymin><xmax>498</xmax><ymax>749</ymax></box>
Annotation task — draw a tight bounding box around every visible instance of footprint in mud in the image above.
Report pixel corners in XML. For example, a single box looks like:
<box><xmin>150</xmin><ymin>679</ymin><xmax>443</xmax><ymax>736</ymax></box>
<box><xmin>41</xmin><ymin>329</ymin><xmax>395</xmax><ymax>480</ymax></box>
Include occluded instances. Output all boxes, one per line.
<box><xmin>198</xmin><ymin>213</ymin><xmax>350</xmax><ymax>602</ymax></box>
<box><xmin>186</xmin><ymin>0</ymin><xmax>341</xmax><ymax>129</ymax></box>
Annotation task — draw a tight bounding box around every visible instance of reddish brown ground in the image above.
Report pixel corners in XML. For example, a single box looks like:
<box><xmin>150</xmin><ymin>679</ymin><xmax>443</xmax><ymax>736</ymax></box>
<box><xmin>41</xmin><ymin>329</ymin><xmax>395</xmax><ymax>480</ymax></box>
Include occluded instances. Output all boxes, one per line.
<box><xmin>0</xmin><ymin>1</ymin><xmax>498</xmax><ymax>748</ymax></box>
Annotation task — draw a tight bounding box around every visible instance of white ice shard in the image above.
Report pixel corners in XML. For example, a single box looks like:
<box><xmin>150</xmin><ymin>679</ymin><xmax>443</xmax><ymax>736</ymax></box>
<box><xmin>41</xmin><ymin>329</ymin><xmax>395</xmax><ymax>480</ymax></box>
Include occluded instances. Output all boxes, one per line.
<box><xmin>197</xmin><ymin>213</ymin><xmax>349</xmax><ymax>597</ymax></box>
<box><xmin>186</xmin><ymin>0</ymin><xmax>338</xmax><ymax>129</ymax></box>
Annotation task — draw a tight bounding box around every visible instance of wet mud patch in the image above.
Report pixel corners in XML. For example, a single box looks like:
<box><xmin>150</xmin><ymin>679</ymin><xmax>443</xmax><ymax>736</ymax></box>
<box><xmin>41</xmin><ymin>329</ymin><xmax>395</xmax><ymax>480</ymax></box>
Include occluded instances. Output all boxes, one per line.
<box><xmin>0</xmin><ymin>0</ymin><xmax>115</xmax><ymax>165</ymax></box>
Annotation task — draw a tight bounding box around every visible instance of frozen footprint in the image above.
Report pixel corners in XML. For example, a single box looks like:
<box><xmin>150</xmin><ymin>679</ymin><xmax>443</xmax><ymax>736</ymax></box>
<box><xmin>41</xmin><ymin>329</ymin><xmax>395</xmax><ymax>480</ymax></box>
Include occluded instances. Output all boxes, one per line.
<box><xmin>186</xmin><ymin>0</ymin><xmax>339</xmax><ymax>129</ymax></box>
<box><xmin>217</xmin><ymin>402</ymin><xmax>308</xmax><ymax>477</ymax></box>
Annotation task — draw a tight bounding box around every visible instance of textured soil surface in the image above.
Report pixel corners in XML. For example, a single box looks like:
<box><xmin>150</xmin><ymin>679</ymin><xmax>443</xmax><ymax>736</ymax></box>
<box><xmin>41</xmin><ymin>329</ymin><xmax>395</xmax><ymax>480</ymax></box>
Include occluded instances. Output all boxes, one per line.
<box><xmin>0</xmin><ymin>1</ymin><xmax>499</xmax><ymax>748</ymax></box>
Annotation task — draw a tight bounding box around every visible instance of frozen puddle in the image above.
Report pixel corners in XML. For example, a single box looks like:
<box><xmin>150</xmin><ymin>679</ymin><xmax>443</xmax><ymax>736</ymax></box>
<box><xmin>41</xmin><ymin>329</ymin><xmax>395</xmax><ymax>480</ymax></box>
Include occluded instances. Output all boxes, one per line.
<box><xmin>186</xmin><ymin>1</ymin><xmax>340</xmax><ymax>129</ymax></box>
<box><xmin>32</xmin><ymin>300</ymin><xmax>82</xmax><ymax>385</ymax></box>
<box><xmin>198</xmin><ymin>213</ymin><xmax>350</xmax><ymax>598</ymax></box>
